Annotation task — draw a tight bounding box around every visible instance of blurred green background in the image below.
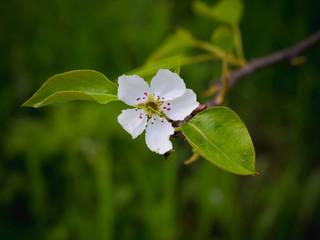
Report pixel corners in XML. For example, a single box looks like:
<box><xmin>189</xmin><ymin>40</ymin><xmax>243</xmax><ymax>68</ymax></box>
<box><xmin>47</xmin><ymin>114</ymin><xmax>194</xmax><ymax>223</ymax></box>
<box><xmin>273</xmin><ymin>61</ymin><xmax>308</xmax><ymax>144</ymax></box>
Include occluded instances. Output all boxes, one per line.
<box><xmin>1</xmin><ymin>0</ymin><xmax>320</xmax><ymax>239</ymax></box>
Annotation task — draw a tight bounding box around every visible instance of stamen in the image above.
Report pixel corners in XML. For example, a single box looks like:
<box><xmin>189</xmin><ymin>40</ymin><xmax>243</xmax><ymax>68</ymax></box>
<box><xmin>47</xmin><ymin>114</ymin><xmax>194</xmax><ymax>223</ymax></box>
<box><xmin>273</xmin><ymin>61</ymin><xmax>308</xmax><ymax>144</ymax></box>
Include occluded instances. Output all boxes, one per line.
<box><xmin>167</xmin><ymin>108</ymin><xmax>171</xmax><ymax>111</ymax></box>
<box><xmin>135</xmin><ymin>109</ymin><xmax>137</xmax><ymax>111</ymax></box>
<box><xmin>139</xmin><ymin>116</ymin><xmax>142</xmax><ymax>119</ymax></box>
<box><xmin>163</xmin><ymin>106</ymin><xmax>166</xmax><ymax>109</ymax></box>
<box><xmin>167</xmin><ymin>103</ymin><xmax>170</xmax><ymax>106</ymax></box>
<box><xmin>143</xmin><ymin>97</ymin><xmax>145</xmax><ymax>99</ymax></box>
<box><xmin>162</xmin><ymin>97</ymin><xmax>164</xmax><ymax>100</ymax></box>
<box><xmin>137</xmin><ymin>98</ymin><xmax>140</xmax><ymax>101</ymax></box>
<box><xmin>144</xmin><ymin>92</ymin><xmax>148</xmax><ymax>96</ymax></box>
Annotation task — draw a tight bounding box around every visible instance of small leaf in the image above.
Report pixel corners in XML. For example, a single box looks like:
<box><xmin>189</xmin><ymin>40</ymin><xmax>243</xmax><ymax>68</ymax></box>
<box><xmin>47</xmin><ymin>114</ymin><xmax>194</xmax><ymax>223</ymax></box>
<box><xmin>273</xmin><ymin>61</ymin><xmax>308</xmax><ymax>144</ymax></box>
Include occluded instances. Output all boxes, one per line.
<box><xmin>145</xmin><ymin>31</ymin><xmax>192</xmax><ymax>64</ymax></box>
<box><xmin>181</xmin><ymin>107</ymin><xmax>257</xmax><ymax>175</ymax></box>
<box><xmin>127</xmin><ymin>54</ymin><xmax>216</xmax><ymax>81</ymax></box>
<box><xmin>211</xmin><ymin>26</ymin><xmax>234</xmax><ymax>54</ymax></box>
<box><xmin>211</xmin><ymin>0</ymin><xmax>243</xmax><ymax>24</ymax></box>
<box><xmin>193</xmin><ymin>1</ymin><xmax>210</xmax><ymax>15</ymax></box>
<box><xmin>193</xmin><ymin>0</ymin><xmax>244</xmax><ymax>24</ymax></box>
<box><xmin>23</xmin><ymin>70</ymin><xmax>118</xmax><ymax>108</ymax></box>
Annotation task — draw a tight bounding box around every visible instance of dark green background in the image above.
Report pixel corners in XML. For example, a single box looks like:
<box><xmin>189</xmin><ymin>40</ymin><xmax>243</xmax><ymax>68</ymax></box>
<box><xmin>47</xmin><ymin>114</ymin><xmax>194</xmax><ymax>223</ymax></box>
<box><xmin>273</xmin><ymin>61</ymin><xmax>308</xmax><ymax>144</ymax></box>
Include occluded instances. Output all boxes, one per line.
<box><xmin>1</xmin><ymin>0</ymin><xmax>320</xmax><ymax>239</ymax></box>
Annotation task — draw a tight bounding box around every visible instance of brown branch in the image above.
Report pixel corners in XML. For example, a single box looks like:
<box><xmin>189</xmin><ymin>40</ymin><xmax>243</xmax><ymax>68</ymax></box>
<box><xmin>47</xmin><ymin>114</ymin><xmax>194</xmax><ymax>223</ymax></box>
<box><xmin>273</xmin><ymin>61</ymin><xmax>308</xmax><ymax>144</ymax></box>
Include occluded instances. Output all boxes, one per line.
<box><xmin>177</xmin><ymin>29</ymin><xmax>320</xmax><ymax>127</ymax></box>
<box><xmin>206</xmin><ymin>29</ymin><xmax>320</xmax><ymax>108</ymax></box>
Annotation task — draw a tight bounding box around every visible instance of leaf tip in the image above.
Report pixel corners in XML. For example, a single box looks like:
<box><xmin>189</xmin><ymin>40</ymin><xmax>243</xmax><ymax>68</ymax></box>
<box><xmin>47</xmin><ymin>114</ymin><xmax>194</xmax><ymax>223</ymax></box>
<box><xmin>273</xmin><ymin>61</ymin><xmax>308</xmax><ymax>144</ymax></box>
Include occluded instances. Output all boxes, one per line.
<box><xmin>21</xmin><ymin>100</ymin><xmax>37</xmax><ymax>108</ymax></box>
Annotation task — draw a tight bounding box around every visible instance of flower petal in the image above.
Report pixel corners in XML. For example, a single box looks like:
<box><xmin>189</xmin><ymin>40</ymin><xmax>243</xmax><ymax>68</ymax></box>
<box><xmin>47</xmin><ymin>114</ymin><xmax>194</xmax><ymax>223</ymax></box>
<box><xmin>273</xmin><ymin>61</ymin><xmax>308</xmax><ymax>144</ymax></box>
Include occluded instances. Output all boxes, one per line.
<box><xmin>150</xmin><ymin>69</ymin><xmax>186</xmax><ymax>101</ymax></box>
<box><xmin>118</xmin><ymin>74</ymin><xmax>151</xmax><ymax>106</ymax></box>
<box><xmin>163</xmin><ymin>89</ymin><xmax>199</xmax><ymax>121</ymax></box>
<box><xmin>118</xmin><ymin>109</ymin><xmax>147</xmax><ymax>139</ymax></box>
<box><xmin>145</xmin><ymin>117</ymin><xmax>174</xmax><ymax>154</ymax></box>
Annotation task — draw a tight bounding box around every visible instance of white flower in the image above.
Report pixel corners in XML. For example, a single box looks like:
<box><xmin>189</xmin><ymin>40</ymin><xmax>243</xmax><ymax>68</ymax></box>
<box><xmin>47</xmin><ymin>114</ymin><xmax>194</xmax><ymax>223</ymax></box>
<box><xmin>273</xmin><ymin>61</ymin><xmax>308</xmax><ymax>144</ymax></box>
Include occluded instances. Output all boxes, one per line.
<box><xmin>117</xmin><ymin>69</ymin><xmax>199</xmax><ymax>154</ymax></box>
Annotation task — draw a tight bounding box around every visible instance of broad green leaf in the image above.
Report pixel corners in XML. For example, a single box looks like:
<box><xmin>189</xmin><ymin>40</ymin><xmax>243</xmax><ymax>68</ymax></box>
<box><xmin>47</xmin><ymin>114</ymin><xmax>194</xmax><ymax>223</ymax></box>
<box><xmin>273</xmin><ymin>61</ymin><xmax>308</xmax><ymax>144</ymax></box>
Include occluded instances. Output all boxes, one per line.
<box><xmin>23</xmin><ymin>70</ymin><xmax>118</xmax><ymax>108</ymax></box>
<box><xmin>193</xmin><ymin>0</ymin><xmax>244</xmax><ymax>24</ymax></box>
<box><xmin>181</xmin><ymin>107</ymin><xmax>257</xmax><ymax>175</ymax></box>
<box><xmin>211</xmin><ymin>26</ymin><xmax>234</xmax><ymax>54</ymax></box>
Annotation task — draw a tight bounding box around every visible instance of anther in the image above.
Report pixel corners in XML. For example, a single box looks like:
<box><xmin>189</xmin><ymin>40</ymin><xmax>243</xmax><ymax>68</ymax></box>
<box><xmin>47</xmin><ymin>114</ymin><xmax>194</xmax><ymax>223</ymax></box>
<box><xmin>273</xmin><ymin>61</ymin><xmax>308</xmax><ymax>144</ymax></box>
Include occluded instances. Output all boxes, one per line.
<box><xmin>137</xmin><ymin>98</ymin><xmax>140</xmax><ymax>101</ymax></box>
<box><xmin>167</xmin><ymin>108</ymin><xmax>171</xmax><ymax>111</ymax></box>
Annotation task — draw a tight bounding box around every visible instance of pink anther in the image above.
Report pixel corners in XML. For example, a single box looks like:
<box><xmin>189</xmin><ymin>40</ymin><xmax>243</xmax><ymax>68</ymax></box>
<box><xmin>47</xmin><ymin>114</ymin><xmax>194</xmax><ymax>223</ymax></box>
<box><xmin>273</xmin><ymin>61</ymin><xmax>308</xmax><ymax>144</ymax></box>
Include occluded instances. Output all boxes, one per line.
<box><xmin>167</xmin><ymin>103</ymin><xmax>170</xmax><ymax>106</ymax></box>
<box><xmin>139</xmin><ymin>116</ymin><xmax>142</xmax><ymax>119</ymax></box>
<box><xmin>144</xmin><ymin>92</ymin><xmax>148</xmax><ymax>96</ymax></box>
<box><xmin>137</xmin><ymin>98</ymin><xmax>141</xmax><ymax>101</ymax></box>
<box><xmin>163</xmin><ymin>106</ymin><xmax>166</xmax><ymax>109</ymax></box>
<box><xmin>167</xmin><ymin>108</ymin><xmax>171</xmax><ymax>111</ymax></box>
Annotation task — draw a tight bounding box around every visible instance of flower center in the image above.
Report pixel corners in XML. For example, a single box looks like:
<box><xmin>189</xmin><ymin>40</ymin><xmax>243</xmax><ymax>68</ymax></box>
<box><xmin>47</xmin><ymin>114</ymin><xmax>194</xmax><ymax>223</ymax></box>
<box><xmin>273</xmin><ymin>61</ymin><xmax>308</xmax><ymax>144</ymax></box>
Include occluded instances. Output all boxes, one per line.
<box><xmin>135</xmin><ymin>93</ymin><xmax>164</xmax><ymax>118</ymax></box>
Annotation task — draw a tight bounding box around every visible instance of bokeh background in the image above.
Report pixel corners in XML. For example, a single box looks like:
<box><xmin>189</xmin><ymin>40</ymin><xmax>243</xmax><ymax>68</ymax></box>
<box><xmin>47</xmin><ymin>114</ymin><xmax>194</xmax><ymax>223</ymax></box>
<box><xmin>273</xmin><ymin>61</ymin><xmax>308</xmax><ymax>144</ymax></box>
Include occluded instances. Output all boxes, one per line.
<box><xmin>1</xmin><ymin>0</ymin><xmax>320</xmax><ymax>239</ymax></box>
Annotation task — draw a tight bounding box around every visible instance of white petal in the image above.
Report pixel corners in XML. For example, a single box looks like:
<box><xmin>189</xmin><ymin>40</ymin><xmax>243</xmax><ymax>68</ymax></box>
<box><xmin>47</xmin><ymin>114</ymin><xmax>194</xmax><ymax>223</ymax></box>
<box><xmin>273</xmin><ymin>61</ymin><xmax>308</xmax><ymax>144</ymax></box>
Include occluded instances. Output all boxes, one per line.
<box><xmin>162</xmin><ymin>89</ymin><xmax>199</xmax><ymax>121</ymax></box>
<box><xmin>150</xmin><ymin>69</ymin><xmax>186</xmax><ymax>101</ymax></box>
<box><xmin>118</xmin><ymin>109</ymin><xmax>147</xmax><ymax>139</ymax></box>
<box><xmin>145</xmin><ymin>117</ymin><xmax>174</xmax><ymax>154</ymax></box>
<box><xmin>118</xmin><ymin>74</ymin><xmax>151</xmax><ymax>106</ymax></box>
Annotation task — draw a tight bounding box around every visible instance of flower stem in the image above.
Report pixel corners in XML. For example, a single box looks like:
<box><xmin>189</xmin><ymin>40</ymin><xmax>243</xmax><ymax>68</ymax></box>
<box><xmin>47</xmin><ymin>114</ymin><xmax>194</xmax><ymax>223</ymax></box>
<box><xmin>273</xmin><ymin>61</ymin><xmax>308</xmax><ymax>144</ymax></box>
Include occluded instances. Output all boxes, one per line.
<box><xmin>232</xmin><ymin>24</ymin><xmax>246</xmax><ymax>61</ymax></box>
<box><xmin>174</xmin><ymin>127</ymin><xmax>181</xmax><ymax>132</ymax></box>
<box><xmin>184</xmin><ymin>152</ymin><xmax>200</xmax><ymax>165</ymax></box>
<box><xmin>215</xmin><ymin>54</ymin><xmax>230</xmax><ymax>105</ymax></box>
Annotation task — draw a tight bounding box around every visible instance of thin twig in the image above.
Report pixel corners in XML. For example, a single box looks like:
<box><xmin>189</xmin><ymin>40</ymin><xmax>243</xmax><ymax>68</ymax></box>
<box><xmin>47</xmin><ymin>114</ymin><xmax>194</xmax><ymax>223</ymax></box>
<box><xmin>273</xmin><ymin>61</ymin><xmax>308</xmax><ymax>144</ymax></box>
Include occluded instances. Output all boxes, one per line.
<box><xmin>205</xmin><ymin>29</ymin><xmax>320</xmax><ymax>108</ymax></box>
<box><xmin>178</xmin><ymin>29</ymin><xmax>320</xmax><ymax>125</ymax></box>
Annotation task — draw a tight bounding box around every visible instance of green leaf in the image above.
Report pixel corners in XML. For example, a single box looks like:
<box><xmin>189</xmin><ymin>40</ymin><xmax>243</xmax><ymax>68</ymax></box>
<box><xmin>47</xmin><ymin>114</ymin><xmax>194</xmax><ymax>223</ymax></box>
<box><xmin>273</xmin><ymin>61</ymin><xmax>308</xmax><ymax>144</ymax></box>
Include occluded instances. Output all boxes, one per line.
<box><xmin>127</xmin><ymin>55</ymin><xmax>184</xmax><ymax>80</ymax></box>
<box><xmin>145</xmin><ymin>30</ymin><xmax>192</xmax><ymax>64</ymax></box>
<box><xmin>181</xmin><ymin>107</ymin><xmax>257</xmax><ymax>175</ymax></box>
<box><xmin>127</xmin><ymin>54</ymin><xmax>216</xmax><ymax>81</ymax></box>
<box><xmin>193</xmin><ymin>0</ymin><xmax>244</xmax><ymax>24</ymax></box>
<box><xmin>211</xmin><ymin>26</ymin><xmax>234</xmax><ymax>54</ymax></box>
<box><xmin>23</xmin><ymin>70</ymin><xmax>118</xmax><ymax>108</ymax></box>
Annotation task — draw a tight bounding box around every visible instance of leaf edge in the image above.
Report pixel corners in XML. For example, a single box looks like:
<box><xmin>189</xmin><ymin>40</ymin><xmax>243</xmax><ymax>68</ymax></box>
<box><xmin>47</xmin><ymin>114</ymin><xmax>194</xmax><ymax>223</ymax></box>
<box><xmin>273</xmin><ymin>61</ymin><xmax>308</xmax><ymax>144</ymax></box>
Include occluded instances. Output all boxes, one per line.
<box><xmin>181</xmin><ymin>106</ymin><xmax>258</xmax><ymax>176</ymax></box>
